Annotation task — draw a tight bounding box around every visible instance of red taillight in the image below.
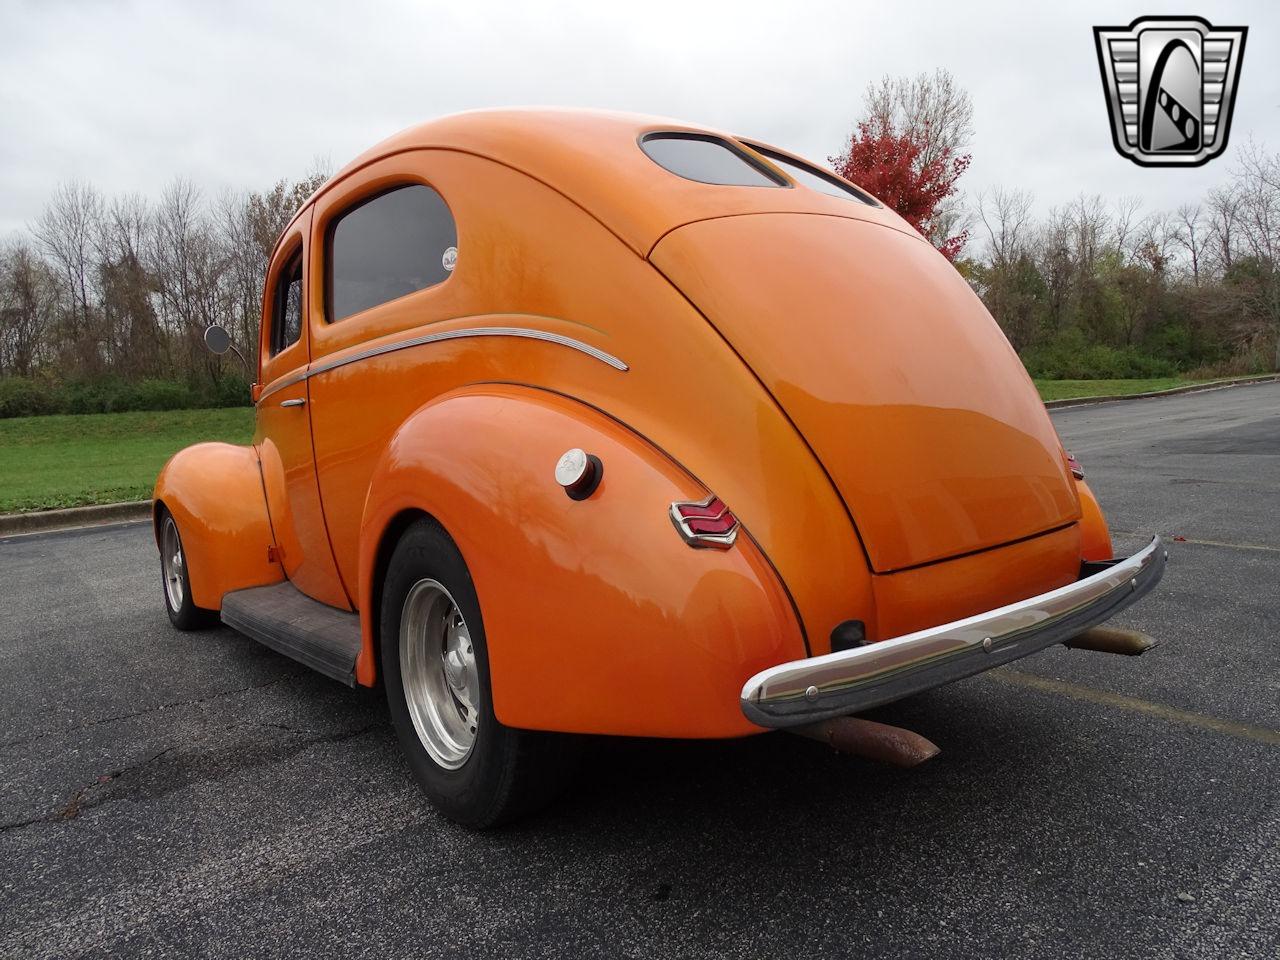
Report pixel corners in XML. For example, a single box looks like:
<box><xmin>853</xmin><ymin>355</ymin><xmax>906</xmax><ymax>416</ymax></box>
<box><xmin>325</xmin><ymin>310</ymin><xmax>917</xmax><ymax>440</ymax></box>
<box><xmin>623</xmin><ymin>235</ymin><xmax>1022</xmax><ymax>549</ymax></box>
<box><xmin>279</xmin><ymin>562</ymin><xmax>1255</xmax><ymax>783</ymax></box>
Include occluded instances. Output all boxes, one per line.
<box><xmin>670</xmin><ymin>495</ymin><xmax>739</xmax><ymax>549</ymax></box>
<box><xmin>1066</xmin><ymin>451</ymin><xmax>1085</xmax><ymax>480</ymax></box>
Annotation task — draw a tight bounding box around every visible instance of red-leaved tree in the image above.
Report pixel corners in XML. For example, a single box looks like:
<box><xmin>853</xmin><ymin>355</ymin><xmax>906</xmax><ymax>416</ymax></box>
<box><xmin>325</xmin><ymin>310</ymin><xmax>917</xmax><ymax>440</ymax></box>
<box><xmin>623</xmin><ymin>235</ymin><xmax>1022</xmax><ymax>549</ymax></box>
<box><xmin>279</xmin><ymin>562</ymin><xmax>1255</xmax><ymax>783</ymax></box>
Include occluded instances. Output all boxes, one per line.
<box><xmin>830</xmin><ymin>70</ymin><xmax>974</xmax><ymax>261</ymax></box>
<box><xmin>832</xmin><ymin>116</ymin><xmax>971</xmax><ymax>260</ymax></box>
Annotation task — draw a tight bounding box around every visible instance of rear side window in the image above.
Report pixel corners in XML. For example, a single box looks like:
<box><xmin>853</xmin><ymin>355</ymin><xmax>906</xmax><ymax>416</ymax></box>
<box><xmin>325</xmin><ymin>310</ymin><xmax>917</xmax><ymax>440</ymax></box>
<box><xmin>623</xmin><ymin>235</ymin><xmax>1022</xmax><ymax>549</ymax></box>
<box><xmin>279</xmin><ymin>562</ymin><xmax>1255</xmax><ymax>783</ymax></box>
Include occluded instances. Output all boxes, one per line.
<box><xmin>270</xmin><ymin>247</ymin><xmax>303</xmax><ymax>356</ymax></box>
<box><xmin>328</xmin><ymin>184</ymin><xmax>457</xmax><ymax>323</ymax></box>
<box><xmin>749</xmin><ymin>144</ymin><xmax>877</xmax><ymax>206</ymax></box>
<box><xmin>640</xmin><ymin>133</ymin><xmax>785</xmax><ymax>187</ymax></box>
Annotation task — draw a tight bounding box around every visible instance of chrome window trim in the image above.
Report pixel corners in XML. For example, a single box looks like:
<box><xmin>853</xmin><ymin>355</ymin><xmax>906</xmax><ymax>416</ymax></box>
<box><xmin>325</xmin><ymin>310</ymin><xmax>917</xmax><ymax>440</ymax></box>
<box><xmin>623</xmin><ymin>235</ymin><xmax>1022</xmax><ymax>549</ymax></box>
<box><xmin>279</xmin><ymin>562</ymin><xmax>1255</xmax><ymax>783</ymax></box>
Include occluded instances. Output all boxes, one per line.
<box><xmin>257</xmin><ymin>324</ymin><xmax>628</xmax><ymax>403</ymax></box>
<box><xmin>741</xmin><ymin>139</ymin><xmax>880</xmax><ymax>207</ymax></box>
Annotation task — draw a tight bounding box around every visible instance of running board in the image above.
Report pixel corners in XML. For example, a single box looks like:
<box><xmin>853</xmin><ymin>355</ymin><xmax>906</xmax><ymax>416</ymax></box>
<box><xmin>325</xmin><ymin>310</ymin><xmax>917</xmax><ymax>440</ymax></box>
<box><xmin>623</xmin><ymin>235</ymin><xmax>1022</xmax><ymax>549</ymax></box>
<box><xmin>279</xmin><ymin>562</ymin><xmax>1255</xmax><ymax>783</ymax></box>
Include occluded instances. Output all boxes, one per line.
<box><xmin>220</xmin><ymin>582</ymin><xmax>360</xmax><ymax>686</ymax></box>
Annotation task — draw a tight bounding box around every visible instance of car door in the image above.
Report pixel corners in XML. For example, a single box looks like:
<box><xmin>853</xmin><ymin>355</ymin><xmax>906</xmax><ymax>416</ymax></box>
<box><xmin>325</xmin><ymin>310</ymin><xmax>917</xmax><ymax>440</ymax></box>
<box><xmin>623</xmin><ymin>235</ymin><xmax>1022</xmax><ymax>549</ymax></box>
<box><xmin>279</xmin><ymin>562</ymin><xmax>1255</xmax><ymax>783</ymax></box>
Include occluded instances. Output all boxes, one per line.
<box><xmin>304</xmin><ymin>157</ymin><xmax>469</xmax><ymax>598</ymax></box>
<box><xmin>255</xmin><ymin>208</ymin><xmax>352</xmax><ymax>610</ymax></box>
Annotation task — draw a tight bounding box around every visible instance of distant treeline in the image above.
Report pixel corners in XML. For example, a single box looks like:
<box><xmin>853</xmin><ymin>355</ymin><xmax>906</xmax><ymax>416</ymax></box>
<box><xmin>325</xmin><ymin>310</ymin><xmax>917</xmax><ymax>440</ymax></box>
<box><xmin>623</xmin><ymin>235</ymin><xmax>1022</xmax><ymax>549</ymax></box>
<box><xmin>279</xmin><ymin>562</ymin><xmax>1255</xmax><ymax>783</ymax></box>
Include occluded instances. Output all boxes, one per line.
<box><xmin>965</xmin><ymin>142</ymin><xmax>1280</xmax><ymax>380</ymax></box>
<box><xmin>1</xmin><ymin>143</ymin><xmax>1278</xmax><ymax>418</ymax></box>
<box><xmin>0</xmin><ymin>168</ymin><xmax>328</xmax><ymax>417</ymax></box>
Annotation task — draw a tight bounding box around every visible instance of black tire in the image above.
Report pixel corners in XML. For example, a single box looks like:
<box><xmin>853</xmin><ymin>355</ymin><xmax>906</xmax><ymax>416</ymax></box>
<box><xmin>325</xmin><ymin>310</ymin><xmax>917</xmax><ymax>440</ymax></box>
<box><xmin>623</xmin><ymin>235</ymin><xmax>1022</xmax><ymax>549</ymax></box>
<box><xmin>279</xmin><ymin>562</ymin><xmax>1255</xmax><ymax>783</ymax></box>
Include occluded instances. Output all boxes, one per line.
<box><xmin>157</xmin><ymin>505</ymin><xmax>218</xmax><ymax>631</ymax></box>
<box><xmin>380</xmin><ymin>517</ymin><xmax>577</xmax><ymax>828</ymax></box>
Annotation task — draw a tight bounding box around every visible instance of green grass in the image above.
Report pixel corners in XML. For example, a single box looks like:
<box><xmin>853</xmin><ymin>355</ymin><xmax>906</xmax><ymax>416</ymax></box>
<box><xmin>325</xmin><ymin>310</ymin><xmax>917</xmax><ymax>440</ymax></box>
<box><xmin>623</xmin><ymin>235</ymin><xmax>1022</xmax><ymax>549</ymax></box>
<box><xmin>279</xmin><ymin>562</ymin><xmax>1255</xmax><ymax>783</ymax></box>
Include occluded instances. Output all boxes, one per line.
<box><xmin>0</xmin><ymin>407</ymin><xmax>254</xmax><ymax>513</ymax></box>
<box><xmin>1033</xmin><ymin>377</ymin><xmax>1211</xmax><ymax>402</ymax></box>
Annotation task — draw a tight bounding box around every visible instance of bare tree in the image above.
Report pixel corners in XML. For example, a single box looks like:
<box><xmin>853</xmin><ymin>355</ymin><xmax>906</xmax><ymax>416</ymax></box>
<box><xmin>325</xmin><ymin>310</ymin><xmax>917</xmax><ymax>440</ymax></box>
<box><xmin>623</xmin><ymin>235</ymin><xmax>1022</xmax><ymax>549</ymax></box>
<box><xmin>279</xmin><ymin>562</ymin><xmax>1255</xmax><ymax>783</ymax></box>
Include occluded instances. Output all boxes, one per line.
<box><xmin>977</xmin><ymin>187</ymin><xmax>1034</xmax><ymax>265</ymax></box>
<box><xmin>217</xmin><ymin>162</ymin><xmax>330</xmax><ymax>366</ymax></box>
<box><xmin>1110</xmin><ymin>196</ymin><xmax>1143</xmax><ymax>260</ymax></box>
<box><xmin>1061</xmin><ymin>195</ymin><xmax>1109</xmax><ymax>269</ymax></box>
<box><xmin>149</xmin><ymin>179</ymin><xmax>228</xmax><ymax>380</ymax></box>
<box><xmin>1139</xmin><ymin>210</ymin><xmax>1181</xmax><ymax>269</ymax></box>
<box><xmin>1231</xmin><ymin>143</ymin><xmax>1280</xmax><ymax>367</ymax></box>
<box><xmin>862</xmin><ymin>68</ymin><xmax>974</xmax><ymax>170</ymax></box>
<box><xmin>0</xmin><ymin>240</ymin><xmax>61</xmax><ymax>377</ymax></box>
<box><xmin>31</xmin><ymin>181</ymin><xmax>105</xmax><ymax>372</ymax></box>
<box><xmin>1032</xmin><ymin>206</ymin><xmax>1074</xmax><ymax>332</ymax></box>
<box><xmin>1235</xmin><ymin>142</ymin><xmax>1280</xmax><ymax>263</ymax></box>
<box><xmin>972</xmin><ymin>188</ymin><xmax>1041</xmax><ymax>348</ymax></box>
<box><xmin>215</xmin><ymin>189</ymin><xmax>266</xmax><ymax>366</ymax></box>
<box><xmin>94</xmin><ymin>194</ymin><xmax>162</xmax><ymax>376</ymax></box>
<box><xmin>244</xmin><ymin>163</ymin><xmax>332</xmax><ymax>263</ymax></box>
<box><xmin>1174</xmin><ymin>204</ymin><xmax>1204</xmax><ymax>285</ymax></box>
<box><xmin>1205</xmin><ymin>185</ymin><xmax>1241</xmax><ymax>273</ymax></box>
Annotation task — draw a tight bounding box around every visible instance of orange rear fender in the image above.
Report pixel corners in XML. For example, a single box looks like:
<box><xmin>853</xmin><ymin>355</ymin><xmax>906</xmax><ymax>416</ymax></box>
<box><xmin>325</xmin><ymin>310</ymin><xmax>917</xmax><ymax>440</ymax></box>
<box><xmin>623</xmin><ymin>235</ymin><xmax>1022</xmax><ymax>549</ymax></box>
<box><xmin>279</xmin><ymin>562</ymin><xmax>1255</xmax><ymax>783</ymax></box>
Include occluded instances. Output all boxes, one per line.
<box><xmin>355</xmin><ymin>385</ymin><xmax>805</xmax><ymax>738</ymax></box>
<box><xmin>1075</xmin><ymin>478</ymin><xmax>1114</xmax><ymax>562</ymax></box>
<box><xmin>153</xmin><ymin>442</ymin><xmax>283</xmax><ymax>609</ymax></box>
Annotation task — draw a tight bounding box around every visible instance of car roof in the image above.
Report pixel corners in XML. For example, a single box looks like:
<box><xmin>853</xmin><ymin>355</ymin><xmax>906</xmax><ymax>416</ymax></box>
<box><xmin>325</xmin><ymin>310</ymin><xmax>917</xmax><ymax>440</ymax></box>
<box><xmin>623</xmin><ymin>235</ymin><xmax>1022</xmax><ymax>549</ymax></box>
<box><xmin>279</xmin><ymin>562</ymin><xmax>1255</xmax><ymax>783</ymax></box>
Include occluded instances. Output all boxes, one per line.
<box><xmin>304</xmin><ymin>108</ymin><xmax>913</xmax><ymax>257</ymax></box>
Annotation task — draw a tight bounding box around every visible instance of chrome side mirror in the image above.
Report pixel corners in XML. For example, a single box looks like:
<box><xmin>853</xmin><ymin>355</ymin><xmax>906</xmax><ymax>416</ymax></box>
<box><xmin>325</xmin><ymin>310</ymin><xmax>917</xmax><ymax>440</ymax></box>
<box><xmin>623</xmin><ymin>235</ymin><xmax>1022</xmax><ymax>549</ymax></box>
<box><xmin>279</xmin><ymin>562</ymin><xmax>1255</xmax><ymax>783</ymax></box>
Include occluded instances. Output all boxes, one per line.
<box><xmin>204</xmin><ymin>324</ymin><xmax>232</xmax><ymax>355</ymax></box>
<box><xmin>203</xmin><ymin>324</ymin><xmax>249</xmax><ymax>373</ymax></box>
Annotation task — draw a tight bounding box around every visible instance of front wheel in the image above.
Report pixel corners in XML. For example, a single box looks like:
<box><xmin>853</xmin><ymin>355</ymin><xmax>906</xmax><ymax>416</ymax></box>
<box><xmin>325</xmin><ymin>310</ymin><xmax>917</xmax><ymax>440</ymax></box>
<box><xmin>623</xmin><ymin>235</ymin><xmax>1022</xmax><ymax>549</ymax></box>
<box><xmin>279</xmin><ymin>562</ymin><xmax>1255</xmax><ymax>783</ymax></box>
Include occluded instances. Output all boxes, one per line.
<box><xmin>158</xmin><ymin>507</ymin><xmax>218</xmax><ymax>630</ymax></box>
<box><xmin>380</xmin><ymin>517</ymin><xmax>576</xmax><ymax>827</ymax></box>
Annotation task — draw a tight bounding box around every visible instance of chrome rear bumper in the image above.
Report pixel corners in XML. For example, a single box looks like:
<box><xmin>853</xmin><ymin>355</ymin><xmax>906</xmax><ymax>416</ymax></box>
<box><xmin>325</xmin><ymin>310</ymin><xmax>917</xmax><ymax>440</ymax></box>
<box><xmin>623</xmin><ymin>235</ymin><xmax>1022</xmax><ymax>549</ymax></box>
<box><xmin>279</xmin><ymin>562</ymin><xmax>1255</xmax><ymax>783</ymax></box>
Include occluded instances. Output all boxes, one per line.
<box><xmin>740</xmin><ymin>537</ymin><xmax>1167</xmax><ymax>728</ymax></box>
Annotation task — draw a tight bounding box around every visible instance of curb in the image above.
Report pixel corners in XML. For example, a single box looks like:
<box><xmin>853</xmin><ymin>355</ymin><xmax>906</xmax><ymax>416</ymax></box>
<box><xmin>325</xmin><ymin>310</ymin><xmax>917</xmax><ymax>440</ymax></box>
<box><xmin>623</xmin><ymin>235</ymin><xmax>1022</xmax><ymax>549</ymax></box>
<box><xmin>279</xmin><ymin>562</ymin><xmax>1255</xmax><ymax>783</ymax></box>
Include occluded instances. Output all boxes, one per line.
<box><xmin>1044</xmin><ymin>374</ymin><xmax>1278</xmax><ymax>409</ymax></box>
<box><xmin>0</xmin><ymin>499</ymin><xmax>153</xmax><ymax>538</ymax></box>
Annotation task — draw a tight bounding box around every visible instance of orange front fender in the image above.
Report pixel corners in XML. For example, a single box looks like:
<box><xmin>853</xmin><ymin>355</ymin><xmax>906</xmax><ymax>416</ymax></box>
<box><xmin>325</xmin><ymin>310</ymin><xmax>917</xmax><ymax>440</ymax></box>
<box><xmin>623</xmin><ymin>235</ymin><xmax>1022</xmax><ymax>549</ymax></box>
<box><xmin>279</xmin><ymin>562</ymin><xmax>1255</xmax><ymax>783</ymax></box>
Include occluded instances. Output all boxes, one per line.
<box><xmin>355</xmin><ymin>386</ymin><xmax>804</xmax><ymax>738</ymax></box>
<box><xmin>153</xmin><ymin>443</ymin><xmax>283</xmax><ymax>609</ymax></box>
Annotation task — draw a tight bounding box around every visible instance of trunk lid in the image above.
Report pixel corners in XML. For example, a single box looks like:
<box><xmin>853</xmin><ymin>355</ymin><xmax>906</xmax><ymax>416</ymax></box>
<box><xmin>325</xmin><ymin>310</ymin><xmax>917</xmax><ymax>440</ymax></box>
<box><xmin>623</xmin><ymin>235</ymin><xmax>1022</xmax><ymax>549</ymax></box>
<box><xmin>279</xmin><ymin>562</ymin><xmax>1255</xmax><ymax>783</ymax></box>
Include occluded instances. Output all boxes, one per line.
<box><xmin>650</xmin><ymin>213</ymin><xmax>1079</xmax><ymax>573</ymax></box>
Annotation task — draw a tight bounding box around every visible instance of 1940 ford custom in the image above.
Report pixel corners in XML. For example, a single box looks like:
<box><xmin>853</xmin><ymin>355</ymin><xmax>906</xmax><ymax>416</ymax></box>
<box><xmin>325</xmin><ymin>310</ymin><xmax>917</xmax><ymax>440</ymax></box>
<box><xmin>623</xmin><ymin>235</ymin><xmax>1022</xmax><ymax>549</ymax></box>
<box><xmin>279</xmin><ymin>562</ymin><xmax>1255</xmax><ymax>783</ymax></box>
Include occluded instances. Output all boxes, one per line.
<box><xmin>155</xmin><ymin>110</ymin><xmax>1165</xmax><ymax>826</ymax></box>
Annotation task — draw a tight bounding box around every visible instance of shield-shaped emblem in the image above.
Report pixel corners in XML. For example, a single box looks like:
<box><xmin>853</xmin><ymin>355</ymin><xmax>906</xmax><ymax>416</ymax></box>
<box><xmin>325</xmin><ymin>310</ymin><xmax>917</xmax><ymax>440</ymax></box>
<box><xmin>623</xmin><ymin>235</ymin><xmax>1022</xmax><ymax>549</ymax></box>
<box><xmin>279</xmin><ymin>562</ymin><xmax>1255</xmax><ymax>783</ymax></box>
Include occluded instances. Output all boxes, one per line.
<box><xmin>1094</xmin><ymin>16</ymin><xmax>1247</xmax><ymax>167</ymax></box>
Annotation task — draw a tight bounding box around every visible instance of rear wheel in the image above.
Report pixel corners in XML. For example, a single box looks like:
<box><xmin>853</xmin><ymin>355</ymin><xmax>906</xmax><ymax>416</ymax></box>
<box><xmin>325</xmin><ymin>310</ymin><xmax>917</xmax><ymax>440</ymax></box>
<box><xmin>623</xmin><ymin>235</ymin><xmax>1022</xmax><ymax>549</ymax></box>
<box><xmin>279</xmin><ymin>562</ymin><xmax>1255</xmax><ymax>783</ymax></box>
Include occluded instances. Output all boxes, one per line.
<box><xmin>158</xmin><ymin>507</ymin><xmax>218</xmax><ymax>630</ymax></box>
<box><xmin>381</xmin><ymin>517</ymin><xmax>576</xmax><ymax>827</ymax></box>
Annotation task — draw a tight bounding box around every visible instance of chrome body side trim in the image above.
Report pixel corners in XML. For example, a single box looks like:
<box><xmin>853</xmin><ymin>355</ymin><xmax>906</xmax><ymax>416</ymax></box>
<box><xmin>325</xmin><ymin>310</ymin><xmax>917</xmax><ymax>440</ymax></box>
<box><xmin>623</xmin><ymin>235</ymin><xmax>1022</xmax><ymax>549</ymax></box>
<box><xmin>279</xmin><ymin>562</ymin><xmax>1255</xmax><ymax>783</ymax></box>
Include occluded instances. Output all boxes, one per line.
<box><xmin>256</xmin><ymin>368</ymin><xmax>308</xmax><ymax>403</ymax></box>
<box><xmin>257</xmin><ymin>324</ymin><xmax>628</xmax><ymax>403</ymax></box>
<box><xmin>741</xmin><ymin>536</ymin><xmax>1166</xmax><ymax>728</ymax></box>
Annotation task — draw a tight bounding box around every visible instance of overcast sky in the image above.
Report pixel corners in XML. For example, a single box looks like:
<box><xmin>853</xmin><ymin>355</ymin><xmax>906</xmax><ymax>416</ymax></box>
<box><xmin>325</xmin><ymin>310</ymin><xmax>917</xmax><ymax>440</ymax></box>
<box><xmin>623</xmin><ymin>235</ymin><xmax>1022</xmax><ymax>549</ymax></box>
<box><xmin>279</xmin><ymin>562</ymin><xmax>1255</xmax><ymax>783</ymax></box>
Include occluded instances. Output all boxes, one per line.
<box><xmin>1</xmin><ymin>0</ymin><xmax>1277</xmax><ymax>241</ymax></box>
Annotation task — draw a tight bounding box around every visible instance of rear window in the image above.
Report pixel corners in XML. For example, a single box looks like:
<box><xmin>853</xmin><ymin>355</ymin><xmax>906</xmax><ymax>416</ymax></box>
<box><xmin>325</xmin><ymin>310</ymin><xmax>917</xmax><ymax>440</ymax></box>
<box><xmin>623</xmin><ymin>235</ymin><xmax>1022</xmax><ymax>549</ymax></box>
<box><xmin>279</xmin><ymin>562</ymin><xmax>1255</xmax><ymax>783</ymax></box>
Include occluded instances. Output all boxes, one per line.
<box><xmin>640</xmin><ymin>133</ymin><xmax>785</xmax><ymax>187</ymax></box>
<box><xmin>328</xmin><ymin>184</ymin><xmax>457</xmax><ymax>323</ymax></box>
<box><xmin>749</xmin><ymin>144</ymin><xmax>877</xmax><ymax>206</ymax></box>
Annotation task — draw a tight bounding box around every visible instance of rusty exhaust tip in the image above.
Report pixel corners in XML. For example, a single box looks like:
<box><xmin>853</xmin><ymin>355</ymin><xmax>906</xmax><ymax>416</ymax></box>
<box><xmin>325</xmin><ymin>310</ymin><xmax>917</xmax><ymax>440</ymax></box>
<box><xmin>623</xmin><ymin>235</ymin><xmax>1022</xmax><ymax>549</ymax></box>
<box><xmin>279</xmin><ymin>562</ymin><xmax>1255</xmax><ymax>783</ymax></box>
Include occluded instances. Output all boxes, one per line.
<box><xmin>789</xmin><ymin>716</ymin><xmax>940</xmax><ymax>768</ymax></box>
<box><xmin>1063</xmin><ymin>625</ymin><xmax>1160</xmax><ymax>656</ymax></box>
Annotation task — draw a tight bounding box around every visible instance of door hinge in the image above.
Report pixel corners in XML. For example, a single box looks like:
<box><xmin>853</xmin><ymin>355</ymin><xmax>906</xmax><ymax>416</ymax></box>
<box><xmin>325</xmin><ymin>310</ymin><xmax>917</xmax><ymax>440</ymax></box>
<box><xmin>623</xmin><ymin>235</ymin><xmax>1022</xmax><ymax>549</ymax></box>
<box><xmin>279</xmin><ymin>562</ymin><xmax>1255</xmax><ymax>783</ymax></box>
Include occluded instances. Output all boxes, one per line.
<box><xmin>267</xmin><ymin>545</ymin><xmax>284</xmax><ymax>564</ymax></box>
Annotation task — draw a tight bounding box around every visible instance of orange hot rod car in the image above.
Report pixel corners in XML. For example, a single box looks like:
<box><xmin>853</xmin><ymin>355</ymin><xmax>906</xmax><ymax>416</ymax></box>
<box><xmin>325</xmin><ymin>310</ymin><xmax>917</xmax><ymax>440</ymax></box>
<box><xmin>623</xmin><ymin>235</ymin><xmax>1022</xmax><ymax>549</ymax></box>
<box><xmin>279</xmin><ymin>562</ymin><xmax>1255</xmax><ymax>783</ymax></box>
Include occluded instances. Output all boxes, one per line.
<box><xmin>155</xmin><ymin>109</ymin><xmax>1165</xmax><ymax>826</ymax></box>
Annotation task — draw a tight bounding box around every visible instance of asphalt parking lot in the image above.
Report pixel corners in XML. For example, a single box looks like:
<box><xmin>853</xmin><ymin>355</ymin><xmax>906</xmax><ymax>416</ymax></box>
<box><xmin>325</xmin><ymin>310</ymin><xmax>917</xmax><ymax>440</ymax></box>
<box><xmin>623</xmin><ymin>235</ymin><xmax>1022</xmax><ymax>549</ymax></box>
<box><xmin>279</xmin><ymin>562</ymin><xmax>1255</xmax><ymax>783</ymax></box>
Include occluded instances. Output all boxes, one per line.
<box><xmin>2</xmin><ymin>382</ymin><xmax>1277</xmax><ymax>959</ymax></box>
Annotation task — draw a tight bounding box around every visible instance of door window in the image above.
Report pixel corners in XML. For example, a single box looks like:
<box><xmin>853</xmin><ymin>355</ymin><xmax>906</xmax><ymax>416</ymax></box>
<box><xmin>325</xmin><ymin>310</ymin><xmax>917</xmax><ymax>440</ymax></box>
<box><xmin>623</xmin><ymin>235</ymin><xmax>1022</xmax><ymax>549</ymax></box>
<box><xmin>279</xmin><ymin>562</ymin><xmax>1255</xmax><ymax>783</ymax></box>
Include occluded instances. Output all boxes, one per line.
<box><xmin>270</xmin><ymin>247</ymin><xmax>304</xmax><ymax>356</ymax></box>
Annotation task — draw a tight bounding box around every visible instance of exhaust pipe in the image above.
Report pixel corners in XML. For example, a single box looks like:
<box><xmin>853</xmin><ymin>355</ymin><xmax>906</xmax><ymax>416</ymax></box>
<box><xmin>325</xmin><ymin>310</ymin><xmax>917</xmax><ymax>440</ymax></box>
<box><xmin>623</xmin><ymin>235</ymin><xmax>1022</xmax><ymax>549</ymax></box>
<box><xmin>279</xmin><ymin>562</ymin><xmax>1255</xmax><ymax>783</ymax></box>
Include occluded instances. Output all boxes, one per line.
<box><xmin>1064</xmin><ymin>625</ymin><xmax>1160</xmax><ymax>656</ymax></box>
<box><xmin>790</xmin><ymin>716</ymin><xmax>940</xmax><ymax>768</ymax></box>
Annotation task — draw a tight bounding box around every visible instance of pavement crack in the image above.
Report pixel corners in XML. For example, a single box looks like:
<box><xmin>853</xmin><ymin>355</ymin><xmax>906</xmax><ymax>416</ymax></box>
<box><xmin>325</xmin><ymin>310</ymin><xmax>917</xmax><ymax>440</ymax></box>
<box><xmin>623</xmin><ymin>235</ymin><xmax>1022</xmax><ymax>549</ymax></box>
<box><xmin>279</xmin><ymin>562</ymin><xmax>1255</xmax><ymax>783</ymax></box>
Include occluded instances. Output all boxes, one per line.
<box><xmin>0</xmin><ymin>813</ymin><xmax>49</xmax><ymax>834</ymax></box>
<box><xmin>56</xmin><ymin>748</ymin><xmax>174</xmax><ymax>821</ymax></box>
<box><xmin>0</xmin><ymin>747</ymin><xmax>173</xmax><ymax>835</ymax></box>
<box><xmin>239</xmin><ymin>717</ymin><xmax>386</xmax><ymax>743</ymax></box>
<box><xmin>1</xmin><ymin>719</ymin><xmax>389</xmax><ymax>837</ymax></box>
<box><xmin>0</xmin><ymin>675</ymin><xmax>297</xmax><ymax>751</ymax></box>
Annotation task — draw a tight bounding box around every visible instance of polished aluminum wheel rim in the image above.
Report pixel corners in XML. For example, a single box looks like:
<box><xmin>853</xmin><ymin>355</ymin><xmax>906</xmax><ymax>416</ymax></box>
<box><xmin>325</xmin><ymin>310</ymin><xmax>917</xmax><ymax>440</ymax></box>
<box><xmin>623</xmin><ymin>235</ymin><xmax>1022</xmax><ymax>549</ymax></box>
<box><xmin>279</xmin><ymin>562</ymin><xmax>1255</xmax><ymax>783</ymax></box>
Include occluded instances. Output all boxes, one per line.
<box><xmin>399</xmin><ymin>579</ymin><xmax>479</xmax><ymax>769</ymax></box>
<box><xmin>161</xmin><ymin>516</ymin><xmax>184</xmax><ymax>611</ymax></box>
